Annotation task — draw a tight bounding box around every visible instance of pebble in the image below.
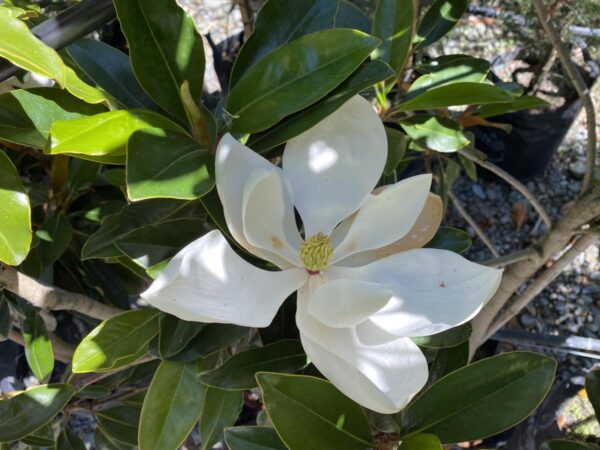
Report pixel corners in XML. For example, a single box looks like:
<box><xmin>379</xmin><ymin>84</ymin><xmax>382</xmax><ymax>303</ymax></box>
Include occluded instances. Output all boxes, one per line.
<box><xmin>471</xmin><ymin>183</ymin><xmax>486</xmax><ymax>199</ymax></box>
<box><xmin>568</xmin><ymin>161</ymin><xmax>586</xmax><ymax>179</ymax></box>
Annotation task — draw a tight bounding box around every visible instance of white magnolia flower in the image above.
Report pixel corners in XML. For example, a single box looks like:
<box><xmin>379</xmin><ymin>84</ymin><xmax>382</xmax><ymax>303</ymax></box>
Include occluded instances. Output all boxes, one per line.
<box><xmin>142</xmin><ymin>95</ymin><xmax>502</xmax><ymax>413</ymax></box>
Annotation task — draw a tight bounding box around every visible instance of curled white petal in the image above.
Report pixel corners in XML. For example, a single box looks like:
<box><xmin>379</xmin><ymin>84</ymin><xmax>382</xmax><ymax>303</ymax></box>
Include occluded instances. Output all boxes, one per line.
<box><xmin>327</xmin><ymin>248</ymin><xmax>503</xmax><ymax>338</ymax></box>
<box><xmin>282</xmin><ymin>95</ymin><xmax>387</xmax><ymax>236</ymax></box>
<box><xmin>142</xmin><ymin>230</ymin><xmax>308</xmax><ymax>327</ymax></box>
<box><xmin>332</xmin><ymin>174</ymin><xmax>432</xmax><ymax>263</ymax></box>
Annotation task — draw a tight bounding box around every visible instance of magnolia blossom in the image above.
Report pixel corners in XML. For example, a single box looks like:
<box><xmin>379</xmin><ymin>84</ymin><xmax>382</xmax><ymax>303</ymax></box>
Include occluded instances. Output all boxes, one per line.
<box><xmin>142</xmin><ymin>95</ymin><xmax>502</xmax><ymax>413</ymax></box>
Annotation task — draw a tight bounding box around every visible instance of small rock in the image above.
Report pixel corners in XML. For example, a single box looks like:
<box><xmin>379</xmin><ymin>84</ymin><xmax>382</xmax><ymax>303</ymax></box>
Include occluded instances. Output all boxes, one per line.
<box><xmin>590</xmin><ymin>271</ymin><xmax>600</xmax><ymax>282</ymax></box>
<box><xmin>568</xmin><ymin>161</ymin><xmax>586</xmax><ymax>179</ymax></box>
<box><xmin>519</xmin><ymin>314</ymin><xmax>536</xmax><ymax>327</ymax></box>
<box><xmin>471</xmin><ymin>183</ymin><xmax>486</xmax><ymax>200</ymax></box>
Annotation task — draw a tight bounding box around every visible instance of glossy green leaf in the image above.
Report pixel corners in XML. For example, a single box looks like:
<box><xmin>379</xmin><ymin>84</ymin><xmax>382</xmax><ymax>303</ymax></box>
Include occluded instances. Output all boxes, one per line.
<box><xmin>0</xmin><ymin>294</ymin><xmax>11</xmax><ymax>341</ymax></box>
<box><xmin>257</xmin><ymin>372</ymin><xmax>373</xmax><ymax>450</ymax></box>
<box><xmin>57</xmin><ymin>429</ymin><xmax>87</xmax><ymax>450</ymax></box>
<box><xmin>384</xmin><ymin>127</ymin><xmax>407</xmax><ymax>175</ymax></box>
<box><xmin>227</xmin><ymin>29</ymin><xmax>380</xmax><ymax>133</ymax></box>
<box><xmin>0</xmin><ymin>384</ymin><xmax>75</xmax><ymax>442</ymax></box>
<box><xmin>414</xmin><ymin>0</ymin><xmax>468</xmax><ymax>50</ymax></box>
<box><xmin>425</xmin><ymin>226</ymin><xmax>471</xmax><ymax>253</ymax></box>
<box><xmin>81</xmin><ymin>199</ymin><xmax>198</xmax><ymax>260</ymax></box>
<box><xmin>199</xmin><ymin>388</ymin><xmax>243</xmax><ymax>450</ymax></box>
<box><xmin>158</xmin><ymin>314</ymin><xmax>205</xmax><ymax>358</ymax></box>
<box><xmin>97</xmin><ymin>406</ymin><xmax>140</xmax><ymax>446</ymax></box>
<box><xmin>48</xmin><ymin>109</ymin><xmax>184</xmax><ymax>164</ymax></box>
<box><xmin>230</xmin><ymin>0</ymin><xmax>338</xmax><ymax>87</ymax></box>
<box><xmin>72</xmin><ymin>309</ymin><xmax>160</xmax><ymax>373</ymax></box>
<box><xmin>407</xmin><ymin>55</ymin><xmax>490</xmax><ymax>100</ymax></box>
<box><xmin>76</xmin><ymin>385</ymin><xmax>112</xmax><ymax>400</ymax></box>
<box><xmin>168</xmin><ymin>324</ymin><xmax>250</xmax><ymax>363</ymax></box>
<box><xmin>114</xmin><ymin>0</ymin><xmax>205</xmax><ymax>121</ymax></box>
<box><xmin>399</xmin><ymin>352</ymin><xmax>556</xmax><ymax>443</ymax></box>
<box><xmin>114</xmin><ymin>217</ymin><xmax>211</xmax><ymax>269</ymax></box>
<box><xmin>36</xmin><ymin>213</ymin><xmax>72</xmax><ymax>267</ymax></box>
<box><xmin>0</xmin><ymin>150</ymin><xmax>31</xmax><ymax>265</ymax></box>
<box><xmin>126</xmin><ymin>127</ymin><xmax>214</xmax><ymax>201</ymax></box>
<box><xmin>0</xmin><ymin>7</ymin><xmax>66</xmax><ymax>85</ymax></box>
<box><xmin>22</xmin><ymin>312</ymin><xmax>54</xmax><ymax>381</ymax></box>
<box><xmin>371</xmin><ymin>0</ymin><xmax>414</xmax><ymax>79</ymax></box>
<box><xmin>199</xmin><ymin>340</ymin><xmax>307</xmax><ymax>390</ymax></box>
<box><xmin>412</xmin><ymin>322</ymin><xmax>471</xmax><ymax>348</ymax></box>
<box><xmin>0</xmin><ymin>88</ymin><xmax>104</xmax><ymax>149</ymax></box>
<box><xmin>425</xmin><ymin>341</ymin><xmax>469</xmax><ymax>386</ymax></box>
<box><xmin>399</xmin><ymin>433</ymin><xmax>442</xmax><ymax>449</ymax></box>
<box><xmin>225</xmin><ymin>426</ymin><xmax>286</xmax><ymax>450</ymax></box>
<box><xmin>585</xmin><ymin>368</ymin><xmax>600</xmax><ymax>419</ymax></box>
<box><xmin>335</xmin><ymin>1</ymin><xmax>371</xmax><ymax>33</ymax></box>
<box><xmin>68</xmin><ymin>38</ymin><xmax>155</xmax><ymax>109</ymax></box>
<box><xmin>139</xmin><ymin>360</ymin><xmax>209</xmax><ymax>450</ymax></box>
<box><xmin>475</xmin><ymin>95</ymin><xmax>549</xmax><ymax>119</ymax></box>
<box><xmin>248</xmin><ymin>61</ymin><xmax>394</xmax><ymax>152</ymax></box>
<box><xmin>20</xmin><ymin>423</ymin><xmax>54</xmax><ymax>447</ymax></box>
<box><xmin>64</xmin><ymin>66</ymin><xmax>112</xmax><ymax>105</ymax></box>
<box><xmin>397</xmin><ymin>82</ymin><xmax>513</xmax><ymax>112</ymax></box>
<box><xmin>95</xmin><ymin>426</ymin><xmax>131</xmax><ymax>450</ymax></box>
<box><xmin>541</xmin><ymin>440</ymin><xmax>600</xmax><ymax>450</ymax></box>
<box><xmin>400</xmin><ymin>114</ymin><xmax>469</xmax><ymax>152</ymax></box>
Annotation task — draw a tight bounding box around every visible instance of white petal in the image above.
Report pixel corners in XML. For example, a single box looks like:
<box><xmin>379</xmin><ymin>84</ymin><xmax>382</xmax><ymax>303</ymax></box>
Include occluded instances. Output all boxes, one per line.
<box><xmin>328</xmin><ymin>248</ymin><xmax>503</xmax><ymax>338</ymax></box>
<box><xmin>297</xmin><ymin>286</ymin><xmax>428</xmax><ymax>413</ymax></box>
<box><xmin>331</xmin><ymin>175</ymin><xmax>432</xmax><ymax>263</ymax></box>
<box><xmin>242</xmin><ymin>168</ymin><xmax>302</xmax><ymax>266</ymax></box>
<box><xmin>141</xmin><ymin>230</ymin><xmax>307</xmax><ymax>327</ymax></box>
<box><xmin>215</xmin><ymin>133</ymin><xmax>296</xmax><ymax>268</ymax></box>
<box><xmin>282</xmin><ymin>95</ymin><xmax>387</xmax><ymax>236</ymax></box>
<box><xmin>307</xmin><ymin>279</ymin><xmax>392</xmax><ymax>328</ymax></box>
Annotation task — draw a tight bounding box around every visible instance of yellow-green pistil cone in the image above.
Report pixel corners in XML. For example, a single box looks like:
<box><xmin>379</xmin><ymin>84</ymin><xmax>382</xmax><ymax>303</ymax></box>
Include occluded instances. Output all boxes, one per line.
<box><xmin>299</xmin><ymin>232</ymin><xmax>333</xmax><ymax>272</ymax></box>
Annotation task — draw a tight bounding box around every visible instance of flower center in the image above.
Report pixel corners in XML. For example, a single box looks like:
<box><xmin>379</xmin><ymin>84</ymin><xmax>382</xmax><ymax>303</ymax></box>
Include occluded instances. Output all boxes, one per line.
<box><xmin>299</xmin><ymin>232</ymin><xmax>333</xmax><ymax>273</ymax></box>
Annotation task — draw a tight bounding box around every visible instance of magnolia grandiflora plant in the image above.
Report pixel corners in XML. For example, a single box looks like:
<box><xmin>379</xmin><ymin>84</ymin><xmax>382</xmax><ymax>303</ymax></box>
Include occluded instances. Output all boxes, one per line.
<box><xmin>142</xmin><ymin>95</ymin><xmax>503</xmax><ymax>413</ymax></box>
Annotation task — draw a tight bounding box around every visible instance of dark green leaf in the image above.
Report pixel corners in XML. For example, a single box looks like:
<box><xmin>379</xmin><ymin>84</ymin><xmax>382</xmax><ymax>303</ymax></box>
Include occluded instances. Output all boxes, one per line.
<box><xmin>95</xmin><ymin>426</ymin><xmax>130</xmax><ymax>450</ymax></box>
<box><xmin>475</xmin><ymin>95</ymin><xmax>549</xmax><ymax>119</ymax></box>
<box><xmin>76</xmin><ymin>385</ymin><xmax>112</xmax><ymax>400</ymax></box>
<box><xmin>248</xmin><ymin>61</ymin><xmax>394</xmax><ymax>152</ymax></box>
<box><xmin>398</xmin><ymin>352</ymin><xmax>556</xmax><ymax>443</ymax></box>
<box><xmin>257</xmin><ymin>372</ymin><xmax>373</xmax><ymax>450</ymax></box>
<box><xmin>199</xmin><ymin>340</ymin><xmax>307</xmax><ymax>390</ymax></box>
<box><xmin>139</xmin><ymin>360</ymin><xmax>209</xmax><ymax>450</ymax></box>
<box><xmin>57</xmin><ymin>429</ymin><xmax>87</xmax><ymax>450</ymax></box>
<box><xmin>384</xmin><ymin>127</ymin><xmax>407</xmax><ymax>175</ymax></box>
<box><xmin>0</xmin><ymin>150</ymin><xmax>31</xmax><ymax>265</ymax></box>
<box><xmin>126</xmin><ymin>127</ymin><xmax>214</xmax><ymax>201</ymax></box>
<box><xmin>67</xmin><ymin>38</ymin><xmax>156</xmax><ymax>109</ymax></box>
<box><xmin>48</xmin><ymin>109</ymin><xmax>184</xmax><ymax>164</ymax></box>
<box><xmin>397</xmin><ymin>82</ymin><xmax>513</xmax><ymax>112</ymax></box>
<box><xmin>72</xmin><ymin>309</ymin><xmax>160</xmax><ymax>373</ymax></box>
<box><xmin>36</xmin><ymin>213</ymin><xmax>73</xmax><ymax>267</ymax></box>
<box><xmin>335</xmin><ymin>1</ymin><xmax>371</xmax><ymax>33</ymax></box>
<box><xmin>0</xmin><ymin>88</ymin><xmax>104</xmax><ymax>149</ymax></box>
<box><xmin>399</xmin><ymin>433</ymin><xmax>442</xmax><ymax>449</ymax></box>
<box><xmin>412</xmin><ymin>322</ymin><xmax>471</xmax><ymax>348</ymax></box>
<box><xmin>0</xmin><ymin>294</ymin><xmax>11</xmax><ymax>341</ymax></box>
<box><xmin>0</xmin><ymin>384</ymin><xmax>75</xmax><ymax>442</ymax></box>
<box><xmin>585</xmin><ymin>368</ymin><xmax>600</xmax><ymax>420</ymax></box>
<box><xmin>426</xmin><ymin>341</ymin><xmax>469</xmax><ymax>386</ymax></box>
<box><xmin>230</xmin><ymin>0</ymin><xmax>338</xmax><ymax>87</ymax></box>
<box><xmin>114</xmin><ymin>0</ymin><xmax>205</xmax><ymax>122</ymax></box>
<box><xmin>225</xmin><ymin>426</ymin><xmax>286</xmax><ymax>450</ymax></box>
<box><xmin>541</xmin><ymin>440</ymin><xmax>600</xmax><ymax>450</ymax></box>
<box><xmin>158</xmin><ymin>313</ymin><xmax>205</xmax><ymax>359</ymax></box>
<box><xmin>259</xmin><ymin>297</ymin><xmax>299</xmax><ymax>344</ymax></box>
<box><xmin>97</xmin><ymin>406</ymin><xmax>140</xmax><ymax>447</ymax></box>
<box><xmin>22</xmin><ymin>312</ymin><xmax>54</xmax><ymax>381</ymax></box>
<box><xmin>425</xmin><ymin>226</ymin><xmax>471</xmax><ymax>253</ymax></box>
<box><xmin>199</xmin><ymin>388</ymin><xmax>243</xmax><ymax>450</ymax></box>
<box><xmin>414</xmin><ymin>0</ymin><xmax>468</xmax><ymax>50</ymax></box>
<box><xmin>226</xmin><ymin>29</ymin><xmax>379</xmax><ymax>133</ymax></box>
<box><xmin>20</xmin><ymin>423</ymin><xmax>54</xmax><ymax>447</ymax></box>
<box><xmin>371</xmin><ymin>0</ymin><xmax>414</xmax><ymax>79</ymax></box>
<box><xmin>167</xmin><ymin>324</ymin><xmax>250</xmax><ymax>363</ymax></box>
<box><xmin>400</xmin><ymin>114</ymin><xmax>469</xmax><ymax>152</ymax></box>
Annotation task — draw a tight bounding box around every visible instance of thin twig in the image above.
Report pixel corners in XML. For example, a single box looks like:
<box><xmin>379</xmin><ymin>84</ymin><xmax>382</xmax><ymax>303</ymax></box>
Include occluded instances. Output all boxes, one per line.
<box><xmin>484</xmin><ymin>234</ymin><xmax>599</xmax><ymax>340</ymax></box>
<box><xmin>233</xmin><ymin>0</ymin><xmax>253</xmax><ymax>40</ymax></box>
<box><xmin>0</xmin><ymin>264</ymin><xmax>123</xmax><ymax>321</ymax></box>
<box><xmin>531</xmin><ymin>0</ymin><xmax>597</xmax><ymax>194</ymax></box>
<box><xmin>482</xmin><ymin>247</ymin><xmax>539</xmax><ymax>267</ymax></box>
<box><xmin>8</xmin><ymin>328</ymin><xmax>74</xmax><ymax>363</ymax></box>
<box><xmin>459</xmin><ymin>148</ymin><xmax>553</xmax><ymax>228</ymax></box>
<box><xmin>448</xmin><ymin>190</ymin><xmax>501</xmax><ymax>257</ymax></box>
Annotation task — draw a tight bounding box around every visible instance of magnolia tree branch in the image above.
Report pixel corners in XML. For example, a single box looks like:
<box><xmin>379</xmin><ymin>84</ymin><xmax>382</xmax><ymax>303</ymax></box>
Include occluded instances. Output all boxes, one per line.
<box><xmin>234</xmin><ymin>0</ymin><xmax>253</xmax><ymax>40</ymax></box>
<box><xmin>531</xmin><ymin>0</ymin><xmax>597</xmax><ymax>195</ymax></box>
<box><xmin>470</xmin><ymin>184</ymin><xmax>600</xmax><ymax>351</ymax></box>
<box><xmin>448</xmin><ymin>190</ymin><xmax>501</xmax><ymax>257</ymax></box>
<box><xmin>483</xmin><ymin>247</ymin><xmax>539</xmax><ymax>268</ymax></box>
<box><xmin>0</xmin><ymin>264</ymin><xmax>123</xmax><ymax>321</ymax></box>
<box><xmin>484</xmin><ymin>233</ymin><xmax>599</xmax><ymax>341</ymax></box>
<box><xmin>459</xmin><ymin>149</ymin><xmax>552</xmax><ymax>228</ymax></box>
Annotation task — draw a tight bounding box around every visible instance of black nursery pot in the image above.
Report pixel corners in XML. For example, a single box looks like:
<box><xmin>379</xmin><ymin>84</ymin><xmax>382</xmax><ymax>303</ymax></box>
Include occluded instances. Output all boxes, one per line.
<box><xmin>471</xmin><ymin>67</ymin><xmax>598</xmax><ymax>182</ymax></box>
